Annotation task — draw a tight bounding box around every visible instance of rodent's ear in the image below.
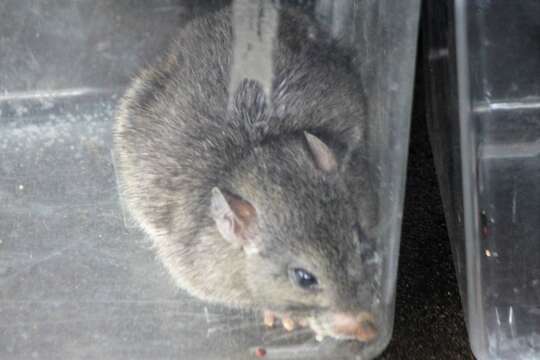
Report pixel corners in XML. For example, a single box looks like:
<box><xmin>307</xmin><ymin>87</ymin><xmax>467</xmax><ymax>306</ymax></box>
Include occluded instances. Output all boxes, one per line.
<box><xmin>304</xmin><ymin>132</ymin><xmax>338</xmax><ymax>173</ymax></box>
<box><xmin>210</xmin><ymin>187</ymin><xmax>260</xmax><ymax>254</ymax></box>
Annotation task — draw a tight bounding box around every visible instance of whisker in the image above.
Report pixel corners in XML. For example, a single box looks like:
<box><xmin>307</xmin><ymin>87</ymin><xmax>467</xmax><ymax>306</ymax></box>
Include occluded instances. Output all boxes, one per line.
<box><xmin>264</xmin><ymin>328</ymin><xmax>313</xmax><ymax>344</ymax></box>
<box><xmin>250</xmin><ymin>341</ymin><xmax>322</xmax><ymax>359</ymax></box>
<box><xmin>260</xmin><ymin>326</ymin><xmax>286</xmax><ymax>340</ymax></box>
<box><xmin>206</xmin><ymin>320</ymin><xmax>263</xmax><ymax>336</ymax></box>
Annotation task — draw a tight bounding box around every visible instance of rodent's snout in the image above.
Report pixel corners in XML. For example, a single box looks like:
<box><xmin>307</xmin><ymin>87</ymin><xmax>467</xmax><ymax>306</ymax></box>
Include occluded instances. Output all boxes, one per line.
<box><xmin>330</xmin><ymin>312</ymin><xmax>378</xmax><ymax>342</ymax></box>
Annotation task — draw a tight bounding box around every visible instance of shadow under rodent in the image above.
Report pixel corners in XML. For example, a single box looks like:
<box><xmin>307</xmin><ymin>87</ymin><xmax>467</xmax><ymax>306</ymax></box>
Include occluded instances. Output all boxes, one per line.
<box><xmin>113</xmin><ymin>4</ymin><xmax>380</xmax><ymax>343</ymax></box>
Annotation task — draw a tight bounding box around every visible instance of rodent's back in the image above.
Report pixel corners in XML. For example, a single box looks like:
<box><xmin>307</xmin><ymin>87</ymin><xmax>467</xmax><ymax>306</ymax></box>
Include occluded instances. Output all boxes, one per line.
<box><xmin>114</xmin><ymin>6</ymin><xmax>368</xmax><ymax>245</ymax></box>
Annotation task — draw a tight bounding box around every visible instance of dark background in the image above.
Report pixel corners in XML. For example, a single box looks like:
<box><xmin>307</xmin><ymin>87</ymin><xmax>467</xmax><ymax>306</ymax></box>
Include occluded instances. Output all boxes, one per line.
<box><xmin>379</xmin><ymin>39</ymin><xmax>473</xmax><ymax>359</ymax></box>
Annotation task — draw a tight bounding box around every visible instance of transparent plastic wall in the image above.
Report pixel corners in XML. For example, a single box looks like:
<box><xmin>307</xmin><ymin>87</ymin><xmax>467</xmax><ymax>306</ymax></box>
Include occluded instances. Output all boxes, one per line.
<box><xmin>1</xmin><ymin>1</ymin><xmax>419</xmax><ymax>359</ymax></box>
<box><xmin>424</xmin><ymin>1</ymin><xmax>540</xmax><ymax>359</ymax></box>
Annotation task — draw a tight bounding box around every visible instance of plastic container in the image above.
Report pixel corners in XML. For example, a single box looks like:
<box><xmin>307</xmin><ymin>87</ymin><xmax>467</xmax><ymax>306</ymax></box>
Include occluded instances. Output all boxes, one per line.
<box><xmin>0</xmin><ymin>1</ymin><xmax>419</xmax><ymax>359</ymax></box>
<box><xmin>424</xmin><ymin>1</ymin><xmax>540</xmax><ymax>359</ymax></box>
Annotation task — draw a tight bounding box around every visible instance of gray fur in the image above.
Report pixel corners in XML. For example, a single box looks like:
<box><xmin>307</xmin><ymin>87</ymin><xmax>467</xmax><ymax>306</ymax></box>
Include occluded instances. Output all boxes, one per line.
<box><xmin>113</xmin><ymin>5</ymin><xmax>378</xmax><ymax>324</ymax></box>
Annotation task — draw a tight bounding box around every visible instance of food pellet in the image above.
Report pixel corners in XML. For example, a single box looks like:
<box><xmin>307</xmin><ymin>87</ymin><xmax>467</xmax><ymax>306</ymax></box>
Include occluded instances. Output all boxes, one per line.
<box><xmin>255</xmin><ymin>347</ymin><xmax>266</xmax><ymax>358</ymax></box>
<box><xmin>282</xmin><ymin>318</ymin><xmax>295</xmax><ymax>331</ymax></box>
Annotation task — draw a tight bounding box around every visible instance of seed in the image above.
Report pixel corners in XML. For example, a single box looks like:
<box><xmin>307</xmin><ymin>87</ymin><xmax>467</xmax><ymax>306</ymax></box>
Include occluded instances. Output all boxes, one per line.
<box><xmin>282</xmin><ymin>317</ymin><xmax>295</xmax><ymax>331</ymax></box>
<box><xmin>255</xmin><ymin>347</ymin><xmax>266</xmax><ymax>357</ymax></box>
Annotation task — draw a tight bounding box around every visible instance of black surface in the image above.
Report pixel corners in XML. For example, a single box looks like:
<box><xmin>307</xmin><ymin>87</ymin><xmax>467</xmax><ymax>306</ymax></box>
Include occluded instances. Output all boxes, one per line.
<box><xmin>379</xmin><ymin>39</ymin><xmax>472</xmax><ymax>359</ymax></box>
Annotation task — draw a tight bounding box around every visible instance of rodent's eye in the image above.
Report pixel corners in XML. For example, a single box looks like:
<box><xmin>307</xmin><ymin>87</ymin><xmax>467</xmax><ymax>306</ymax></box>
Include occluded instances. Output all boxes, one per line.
<box><xmin>291</xmin><ymin>268</ymin><xmax>318</xmax><ymax>290</ymax></box>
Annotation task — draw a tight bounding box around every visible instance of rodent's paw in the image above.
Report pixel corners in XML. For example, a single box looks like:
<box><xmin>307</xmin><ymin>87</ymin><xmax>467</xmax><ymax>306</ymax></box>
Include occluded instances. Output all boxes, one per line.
<box><xmin>262</xmin><ymin>310</ymin><xmax>309</xmax><ymax>332</ymax></box>
<box><xmin>306</xmin><ymin>313</ymin><xmax>378</xmax><ymax>343</ymax></box>
<box><xmin>305</xmin><ymin>317</ymin><xmax>327</xmax><ymax>342</ymax></box>
<box><xmin>263</xmin><ymin>310</ymin><xmax>276</xmax><ymax>328</ymax></box>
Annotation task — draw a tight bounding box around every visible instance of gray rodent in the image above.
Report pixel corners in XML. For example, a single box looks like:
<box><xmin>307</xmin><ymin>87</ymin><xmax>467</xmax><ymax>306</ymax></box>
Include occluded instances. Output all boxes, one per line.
<box><xmin>113</xmin><ymin>4</ymin><xmax>379</xmax><ymax>342</ymax></box>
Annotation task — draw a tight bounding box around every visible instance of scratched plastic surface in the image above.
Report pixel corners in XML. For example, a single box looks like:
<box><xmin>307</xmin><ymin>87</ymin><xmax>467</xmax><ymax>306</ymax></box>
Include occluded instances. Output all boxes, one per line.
<box><xmin>424</xmin><ymin>1</ymin><xmax>540</xmax><ymax>359</ymax></box>
<box><xmin>0</xmin><ymin>1</ymin><xmax>419</xmax><ymax>359</ymax></box>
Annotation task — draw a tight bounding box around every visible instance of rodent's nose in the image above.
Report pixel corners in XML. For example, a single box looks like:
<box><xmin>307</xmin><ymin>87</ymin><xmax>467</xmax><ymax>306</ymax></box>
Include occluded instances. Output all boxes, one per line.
<box><xmin>331</xmin><ymin>312</ymin><xmax>378</xmax><ymax>342</ymax></box>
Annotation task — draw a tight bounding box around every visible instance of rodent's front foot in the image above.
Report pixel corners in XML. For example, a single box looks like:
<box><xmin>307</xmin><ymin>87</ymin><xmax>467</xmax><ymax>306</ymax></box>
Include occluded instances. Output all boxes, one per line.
<box><xmin>263</xmin><ymin>310</ymin><xmax>308</xmax><ymax>332</ymax></box>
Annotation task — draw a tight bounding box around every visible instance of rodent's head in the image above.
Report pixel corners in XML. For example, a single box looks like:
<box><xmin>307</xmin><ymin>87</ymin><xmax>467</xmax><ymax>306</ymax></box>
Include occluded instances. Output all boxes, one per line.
<box><xmin>210</xmin><ymin>132</ymin><xmax>380</xmax><ymax>342</ymax></box>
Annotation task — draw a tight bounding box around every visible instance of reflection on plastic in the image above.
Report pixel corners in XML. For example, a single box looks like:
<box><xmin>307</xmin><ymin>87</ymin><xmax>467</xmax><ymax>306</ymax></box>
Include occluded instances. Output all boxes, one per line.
<box><xmin>424</xmin><ymin>0</ymin><xmax>540</xmax><ymax>359</ymax></box>
<box><xmin>1</xmin><ymin>0</ymin><xmax>420</xmax><ymax>359</ymax></box>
